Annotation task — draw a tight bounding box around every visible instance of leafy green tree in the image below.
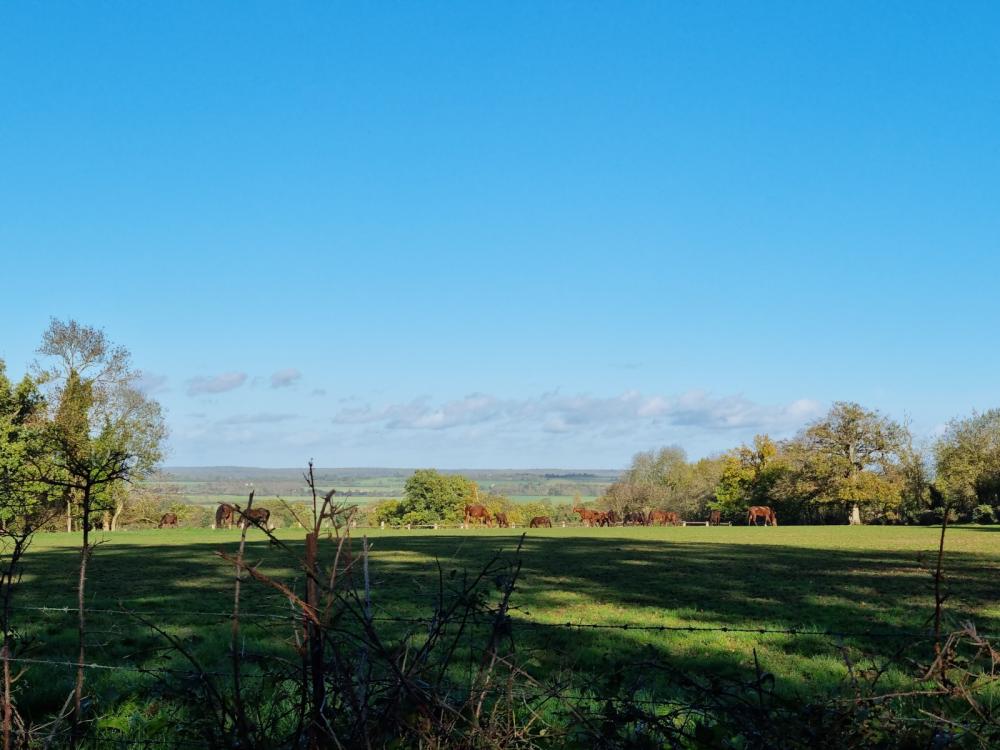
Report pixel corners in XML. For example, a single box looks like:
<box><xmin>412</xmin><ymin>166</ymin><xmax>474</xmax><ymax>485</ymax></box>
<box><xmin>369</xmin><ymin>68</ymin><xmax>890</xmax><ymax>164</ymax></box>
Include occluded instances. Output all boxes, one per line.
<box><xmin>34</xmin><ymin>320</ymin><xmax>166</xmax><ymax>531</ymax></box>
<box><xmin>784</xmin><ymin>402</ymin><xmax>910</xmax><ymax>524</ymax></box>
<box><xmin>31</xmin><ymin>320</ymin><xmax>166</xmax><ymax>733</ymax></box>
<box><xmin>934</xmin><ymin>409</ymin><xmax>1000</xmax><ymax>518</ymax></box>
<box><xmin>0</xmin><ymin>361</ymin><xmax>51</xmax><ymax>528</ymax></box>
<box><xmin>375</xmin><ymin>469</ymin><xmax>479</xmax><ymax>525</ymax></box>
<box><xmin>714</xmin><ymin>435</ymin><xmax>787</xmax><ymax>519</ymax></box>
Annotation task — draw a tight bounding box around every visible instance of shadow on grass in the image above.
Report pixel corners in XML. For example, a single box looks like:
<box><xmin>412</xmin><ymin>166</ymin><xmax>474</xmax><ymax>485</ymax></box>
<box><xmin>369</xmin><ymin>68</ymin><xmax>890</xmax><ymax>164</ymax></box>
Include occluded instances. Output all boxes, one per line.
<box><xmin>11</xmin><ymin>528</ymin><xmax>1000</xmax><ymax>717</ymax></box>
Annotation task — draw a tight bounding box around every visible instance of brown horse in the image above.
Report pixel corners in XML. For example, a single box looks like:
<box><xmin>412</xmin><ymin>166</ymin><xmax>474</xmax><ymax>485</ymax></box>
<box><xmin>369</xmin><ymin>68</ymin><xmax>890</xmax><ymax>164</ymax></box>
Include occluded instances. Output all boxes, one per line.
<box><xmin>623</xmin><ymin>511</ymin><xmax>646</xmax><ymax>526</ymax></box>
<box><xmin>648</xmin><ymin>510</ymin><xmax>681</xmax><ymax>526</ymax></box>
<box><xmin>242</xmin><ymin>507</ymin><xmax>271</xmax><ymax>530</ymax></box>
<box><xmin>494</xmin><ymin>511</ymin><xmax>510</xmax><ymax>528</ymax></box>
<box><xmin>464</xmin><ymin>504</ymin><xmax>493</xmax><ymax>527</ymax></box>
<box><xmin>529</xmin><ymin>516</ymin><xmax>552</xmax><ymax>528</ymax></box>
<box><xmin>573</xmin><ymin>507</ymin><xmax>605</xmax><ymax>527</ymax></box>
<box><xmin>215</xmin><ymin>503</ymin><xmax>236</xmax><ymax>529</ymax></box>
<box><xmin>708</xmin><ymin>510</ymin><xmax>721</xmax><ymax>526</ymax></box>
<box><xmin>747</xmin><ymin>506</ymin><xmax>777</xmax><ymax>526</ymax></box>
<box><xmin>158</xmin><ymin>512</ymin><xmax>178</xmax><ymax>528</ymax></box>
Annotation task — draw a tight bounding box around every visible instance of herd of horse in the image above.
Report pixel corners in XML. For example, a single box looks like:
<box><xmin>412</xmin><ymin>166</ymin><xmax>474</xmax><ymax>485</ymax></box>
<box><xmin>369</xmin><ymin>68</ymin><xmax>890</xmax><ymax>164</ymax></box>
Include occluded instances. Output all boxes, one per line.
<box><xmin>461</xmin><ymin>503</ymin><xmax>780</xmax><ymax>528</ymax></box>
<box><xmin>155</xmin><ymin>504</ymin><xmax>272</xmax><ymax>530</ymax></box>
<box><xmin>155</xmin><ymin>503</ymin><xmax>779</xmax><ymax>530</ymax></box>
<box><xmin>213</xmin><ymin>503</ymin><xmax>271</xmax><ymax>529</ymax></box>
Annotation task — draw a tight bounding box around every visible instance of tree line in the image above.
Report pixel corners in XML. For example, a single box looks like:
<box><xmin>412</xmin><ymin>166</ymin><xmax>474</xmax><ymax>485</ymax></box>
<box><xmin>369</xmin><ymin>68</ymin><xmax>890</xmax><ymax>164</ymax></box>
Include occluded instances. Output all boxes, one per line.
<box><xmin>604</xmin><ymin>402</ymin><xmax>1000</xmax><ymax>525</ymax></box>
<box><xmin>372</xmin><ymin>403</ymin><xmax>1000</xmax><ymax>527</ymax></box>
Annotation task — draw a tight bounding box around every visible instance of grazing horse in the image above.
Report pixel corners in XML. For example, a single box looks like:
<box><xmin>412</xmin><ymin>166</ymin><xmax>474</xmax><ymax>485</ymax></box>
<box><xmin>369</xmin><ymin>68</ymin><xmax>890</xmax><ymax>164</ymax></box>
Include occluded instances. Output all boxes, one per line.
<box><xmin>464</xmin><ymin>504</ymin><xmax>493</xmax><ymax>527</ymax></box>
<box><xmin>648</xmin><ymin>510</ymin><xmax>681</xmax><ymax>526</ymax></box>
<box><xmin>158</xmin><ymin>512</ymin><xmax>178</xmax><ymax>528</ymax></box>
<box><xmin>747</xmin><ymin>506</ymin><xmax>777</xmax><ymax>526</ymax></box>
<box><xmin>242</xmin><ymin>507</ymin><xmax>271</xmax><ymax>530</ymax></box>
<box><xmin>215</xmin><ymin>503</ymin><xmax>236</xmax><ymax>529</ymax></box>
<box><xmin>529</xmin><ymin>516</ymin><xmax>552</xmax><ymax>528</ymax></box>
<box><xmin>494</xmin><ymin>511</ymin><xmax>510</xmax><ymax>528</ymax></box>
<box><xmin>708</xmin><ymin>510</ymin><xmax>722</xmax><ymax>526</ymax></box>
<box><xmin>623</xmin><ymin>511</ymin><xmax>646</xmax><ymax>526</ymax></box>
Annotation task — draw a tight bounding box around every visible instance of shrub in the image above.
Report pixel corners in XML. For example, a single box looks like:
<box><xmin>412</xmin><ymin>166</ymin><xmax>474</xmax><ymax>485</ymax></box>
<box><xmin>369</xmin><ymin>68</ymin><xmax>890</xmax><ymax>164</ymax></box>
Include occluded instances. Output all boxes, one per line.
<box><xmin>972</xmin><ymin>504</ymin><xmax>996</xmax><ymax>524</ymax></box>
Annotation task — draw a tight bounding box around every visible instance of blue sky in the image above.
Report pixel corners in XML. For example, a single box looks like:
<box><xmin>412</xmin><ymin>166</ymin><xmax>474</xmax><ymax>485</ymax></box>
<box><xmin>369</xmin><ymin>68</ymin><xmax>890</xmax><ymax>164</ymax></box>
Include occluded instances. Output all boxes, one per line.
<box><xmin>1</xmin><ymin>2</ymin><xmax>998</xmax><ymax>468</ymax></box>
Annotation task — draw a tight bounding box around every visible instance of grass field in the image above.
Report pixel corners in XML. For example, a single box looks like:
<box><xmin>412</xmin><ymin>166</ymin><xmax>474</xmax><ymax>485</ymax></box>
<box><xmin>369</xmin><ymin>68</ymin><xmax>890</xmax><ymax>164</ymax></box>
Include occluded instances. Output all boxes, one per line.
<box><xmin>12</xmin><ymin>524</ymin><xmax>1000</xmax><ymax>725</ymax></box>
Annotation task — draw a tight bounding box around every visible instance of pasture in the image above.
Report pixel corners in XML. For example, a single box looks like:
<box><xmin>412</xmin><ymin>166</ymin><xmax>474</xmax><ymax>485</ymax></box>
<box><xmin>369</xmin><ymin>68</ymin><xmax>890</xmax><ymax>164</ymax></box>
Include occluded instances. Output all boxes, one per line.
<box><xmin>12</xmin><ymin>524</ymin><xmax>1000</xmax><ymax>727</ymax></box>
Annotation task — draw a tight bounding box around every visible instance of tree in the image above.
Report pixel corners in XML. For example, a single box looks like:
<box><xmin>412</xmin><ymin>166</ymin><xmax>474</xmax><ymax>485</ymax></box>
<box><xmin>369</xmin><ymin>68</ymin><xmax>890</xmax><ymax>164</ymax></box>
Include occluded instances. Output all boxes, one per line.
<box><xmin>934</xmin><ymin>409</ymin><xmax>1000</xmax><ymax>519</ymax></box>
<box><xmin>787</xmin><ymin>402</ymin><xmax>910</xmax><ymax>524</ymax></box>
<box><xmin>31</xmin><ymin>320</ymin><xmax>165</xmax><ymax>738</ymax></box>
<box><xmin>714</xmin><ymin>435</ymin><xmax>787</xmax><ymax>519</ymax></box>
<box><xmin>0</xmin><ymin>362</ymin><xmax>50</xmax><ymax>527</ymax></box>
<box><xmin>0</xmin><ymin>362</ymin><xmax>60</xmax><ymax>749</ymax></box>
<box><xmin>34</xmin><ymin>319</ymin><xmax>166</xmax><ymax>531</ymax></box>
<box><xmin>604</xmin><ymin>447</ymin><xmax>724</xmax><ymax>520</ymax></box>
<box><xmin>378</xmin><ymin>469</ymin><xmax>479</xmax><ymax>525</ymax></box>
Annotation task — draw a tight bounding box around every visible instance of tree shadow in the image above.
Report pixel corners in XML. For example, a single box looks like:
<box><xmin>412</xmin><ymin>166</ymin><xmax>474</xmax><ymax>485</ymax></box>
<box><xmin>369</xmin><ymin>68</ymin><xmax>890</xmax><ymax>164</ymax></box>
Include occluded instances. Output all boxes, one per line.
<box><xmin>12</xmin><ymin>528</ymin><xmax>999</xmax><ymax>716</ymax></box>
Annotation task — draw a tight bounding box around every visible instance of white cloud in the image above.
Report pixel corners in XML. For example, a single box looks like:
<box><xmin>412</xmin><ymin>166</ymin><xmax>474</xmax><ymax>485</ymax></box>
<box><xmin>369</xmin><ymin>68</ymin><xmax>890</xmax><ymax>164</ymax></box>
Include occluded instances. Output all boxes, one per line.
<box><xmin>332</xmin><ymin>389</ymin><xmax>821</xmax><ymax>435</ymax></box>
<box><xmin>187</xmin><ymin>372</ymin><xmax>247</xmax><ymax>396</ymax></box>
<box><xmin>217</xmin><ymin>413</ymin><xmax>299</xmax><ymax>425</ymax></box>
<box><xmin>270</xmin><ymin>368</ymin><xmax>302</xmax><ymax>388</ymax></box>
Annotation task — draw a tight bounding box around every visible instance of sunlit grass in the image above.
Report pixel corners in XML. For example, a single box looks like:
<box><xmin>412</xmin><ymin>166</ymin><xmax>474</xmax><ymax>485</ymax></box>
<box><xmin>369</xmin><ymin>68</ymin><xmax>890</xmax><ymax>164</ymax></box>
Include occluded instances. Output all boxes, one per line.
<box><xmin>10</xmin><ymin>524</ymin><xmax>1000</xmax><ymax>717</ymax></box>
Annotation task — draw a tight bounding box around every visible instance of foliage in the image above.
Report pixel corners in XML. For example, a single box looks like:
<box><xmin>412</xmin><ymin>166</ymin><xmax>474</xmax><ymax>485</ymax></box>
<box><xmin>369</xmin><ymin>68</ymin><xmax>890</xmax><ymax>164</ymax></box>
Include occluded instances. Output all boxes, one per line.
<box><xmin>32</xmin><ymin>320</ymin><xmax>166</xmax><ymax>530</ymax></box>
<box><xmin>972</xmin><ymin>504</ymin><xmax>996</xmax><ymax>524</ymax></box>
<box><xmin>370</xmin><ymin>469</ymin><xmax>480</xmax><ymax>525</ymax></box>
<box><xmin>603</xmin><ymin>446</ymin><xmax>725</xmax><ymax>520</ymax></box>
<box><xmin>777</xmin><ymin>402</ymin><xmax>912</xmax><ymax>524</ymax></box>
<box><xmin>934</xmin><ymin>409</ymin><xmax>1000</xmax><ymax>518</ymax></box>
<box><xmin>0</xmin><ymin>361</ymin><xmax>50</xmax><ymax>527</ymax></box>
<box><xmin>714</xmin><ymin>434</ymin><xmax>787</xmax><ymax>519</ymax></box>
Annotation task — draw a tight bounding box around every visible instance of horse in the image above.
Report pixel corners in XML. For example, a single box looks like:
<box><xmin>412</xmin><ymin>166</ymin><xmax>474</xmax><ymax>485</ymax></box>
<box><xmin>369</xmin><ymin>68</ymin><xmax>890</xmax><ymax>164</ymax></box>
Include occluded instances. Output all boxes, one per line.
<box><xmin>747</xmin><ymin>506</ymin><xmax>777</xmax><ymax>526</ymax></box>
<box><xmin>241</xmin><ymin>507</ymin><xmax>271</xmax><ymax>530</ymax></box>
<box><xmin>708</xmin><ymin>510</ymin><xmax>721</xmax><ymax>526</ymax></box>
<box><xmin>158</xmin><ymin>512</ymin><xmax>178</xmax><ymax>528</ymax></box>
<box><xmin>494</xmin><ymin>512</ymin><xmax>510</xmax><ymax>528</ymax></box>
<box><xmin>623</xmin><ymin>511</ymin><xmax>646</xmax><ymax>526</ymax></box>
<box><xmin>464</xmin><ymin>504</ymin><xmax>493</xmax><ymax>527</ymax></box>
<box><xmin>648</xmin><ymin>510</ymin><xmax>681</xmax><ymax>526</ymax></box>
<box><xmin>529</xmin><ymin>516</ymin><xmax>552</xmax><ymax>528</ymax></box>
<box><xmin>215</xmin><ymin>503</ymin><xmax>236</xmax><ymax>529</ymax></box>
<box><xmin>606</xmin><ymin>510</ymin><xmax>620</xmax><ymax>526</ymax></box>
<box><xmin>573</xmin><ymin>507</ymin><xmax>606</xmax><ymax>527</ymax></box>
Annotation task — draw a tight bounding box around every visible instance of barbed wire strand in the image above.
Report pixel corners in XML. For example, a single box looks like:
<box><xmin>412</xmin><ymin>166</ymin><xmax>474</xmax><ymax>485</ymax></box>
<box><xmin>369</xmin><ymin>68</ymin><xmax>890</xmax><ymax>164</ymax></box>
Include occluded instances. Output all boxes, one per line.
<box><xmin>15</xmin><ymin>604</ymin><xmax>967</xmax><ymax>640</ymax></box>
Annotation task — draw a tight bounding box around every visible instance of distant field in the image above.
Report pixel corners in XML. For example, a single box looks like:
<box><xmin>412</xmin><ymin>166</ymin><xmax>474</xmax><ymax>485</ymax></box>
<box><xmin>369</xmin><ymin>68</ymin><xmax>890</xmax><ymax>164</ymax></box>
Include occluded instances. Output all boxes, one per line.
<box><xmin>13</xmin><ymin>524</ymin><xmax>1000</xmax><ymax>724</ymax></box>
<box><xmin>158</xmin><ymin>466</ymin><xmax>618</xmax><ymax>507</ymax></box>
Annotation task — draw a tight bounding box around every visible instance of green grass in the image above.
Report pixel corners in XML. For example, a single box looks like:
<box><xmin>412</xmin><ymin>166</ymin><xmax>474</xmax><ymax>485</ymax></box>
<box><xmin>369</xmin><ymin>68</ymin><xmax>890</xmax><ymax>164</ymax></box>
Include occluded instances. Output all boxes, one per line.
<box><xmin>10</xmin><ymin>525</ymin><xmax>1000</xmax><ymax>721</ymax></box>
